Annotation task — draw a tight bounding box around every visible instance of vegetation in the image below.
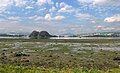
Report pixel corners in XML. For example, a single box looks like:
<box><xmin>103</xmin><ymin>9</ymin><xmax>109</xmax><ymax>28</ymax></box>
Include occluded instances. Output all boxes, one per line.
<box><xmin>0</xmin><ymin>39</ymin><xmax>119</xmax><ymax>43</ymax></box>
<box><xmin>0</xmin><ymin>34</ymin><xmax>25</xmax><ymax>37</ymax></box>
<box><xmin>80</xmin><ymin>32</ymin><xmax>120</xmax><ymax>37</ymax></box>
<box><xmin>0</xmin><ymin>39</ymin><xmax>120</xmax><ymax>73</ymax></box>
<box><xmin>0</xmin><ymin>64</ymin><xmax>120</xmax><ymax>73</ymax></box>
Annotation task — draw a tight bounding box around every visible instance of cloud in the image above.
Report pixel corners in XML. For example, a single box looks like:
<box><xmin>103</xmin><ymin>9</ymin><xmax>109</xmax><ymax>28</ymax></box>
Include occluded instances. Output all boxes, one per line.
<box><xmin>37</xmin><ymin>0</ymin><xmax>53</xmax><ymax>5</ymax></box>
<box><xmin>58</xmin><ymin>2</ymin><xmax>73</xmax><ymax>13</ymax></box>
<box><xmin>29</xmin><ymin>14</ymin><xmax>65</xmax><ymax>21</ymax></box>
<box><xmin>78</xmin><ymin>0</ymin><xmax>93</xmax><ymax>3</ymax></box>
<box><xmin>55</xmin><ymin>2</ymin><xmax>59</xmax><ymax>8</ymax></box>
<box><xmin>97</xmin><ymin>25</ymin><xmax>117</xmax><ymax>31</ymax></box>
<box><xmin>37</xmin><ymin>8</ymin><xmax>46</xmax><ymax>12</ymax></box>
<box><xmin>0</xmin><ymin>21</ymin><xmax>38</xmax><ymax>33</ymax></box>
<box><xmin>97</xmin><ymin>25</ymin><xmax>103</xmax><ymax>28</ymax></box>
<box><xmin>0</xmin><ymin>0</ymin><xmax>119</xmax><ymax>34</ymax></box>
<box><xmin>29</xmin><ymin>15</ymin><xmax>44</xmax><ymax>21</ymax></box>
<box><xmin>7</xmin><ymin>16</ymin><xmax>20</xmax><ymax>21</ymax></box>
<box><xmin>0</xmin><ymin>0</ymin><xmax>30</xmax><ymax>13</ymax></box>
<box><xmin>98</xmin><ymin>26</ymin><xmax>115</xmax><ymax>31</ymax></box>
<box><xmin>91</xmin><ymin>21</ymin><xmax>96</xmax><ymax>23</ymax></box>
<box><xmin>45</xmin><ymin>14</ymin><xmax>52</xmax><ymax>20</ymax></box>
<box><xmin>102</xmin><ymin>27</ymin><xmax>115</xmax><ymax>31</ymax></box>
<box><xmin>78</xmin><ymin>0</ymin><xmax>107</xmax><ymax>3</ymax></box>
<box><xmin>45</xmin><ymin>14</ymin><xmax>65</xmax><ymax>20</ymax></box>
<box><xmin>25</xmin><ymin>6</ymin><xmax>33</xmax><ymax>9</ymax></box>
<box><xmin>0</xmin><ymin>0</ymin><xmax>52</xmax><ymax>13</ymax></box>
<box><xmin>104</xmin><ymin>14</ymin><xmax>120</xmax><ymax>22</ymax></box>
<box><xmin>0</xmin><ymin>0</ymin><xmax>13</xmax><ymax>13</ymax></box>
<box><xmin>14</xmin><ymin>0</ymin><xmax>27</xmax><ymax>6</ymax></box>
<box><xmin>60</xmin><ymin>2</ymin><xmax>66</xmax><ymax>7</ymax></box>
<box><xmin>0</xmin><ymin>27</ymin><xmax>5</xmax><ymax>30</ymax></box>
<box><xmin>78</xmin><ymin>0</ymin><xmax>120</xmax><ymax>6</ymax></box>
<box><xmin>75</xmin><ymin>11</ymin><xmax>95</xmax><ymax>21</ymax></box>
<box><xmin>96</xmin><ymin>25</ymin><xmax>120</xmax><ymax>31</ymax></box>
<box><xmin>54</xmin><ymin>16</ymin><xmax>65</xmax><ymax>20</ymax></box>
<box><xmin>49</xmin><ymin>6</ymin><xmax>56</xmax><ymax>13</ymax></box>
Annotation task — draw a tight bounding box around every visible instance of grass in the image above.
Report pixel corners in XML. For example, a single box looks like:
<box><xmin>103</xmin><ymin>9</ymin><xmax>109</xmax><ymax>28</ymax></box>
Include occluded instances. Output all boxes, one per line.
<box><xmin>0</xmin><ymin>39</ymin><xmax>120</xmax><ymax>43</ymax></box>
<box><xmin>0</xmin><ymin>39</ymin><xmax>120</xmax><ymax>73</ymax></box>
<box><xmin>0</xmin><ymin>64</ymin><xmax>120</xmax><ymax>73</ymax></box>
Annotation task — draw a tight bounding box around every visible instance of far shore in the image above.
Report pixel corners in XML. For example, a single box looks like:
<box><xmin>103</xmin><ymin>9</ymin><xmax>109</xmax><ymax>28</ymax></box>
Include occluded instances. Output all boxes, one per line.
<box><xmin>0</xmin><ymin>36</ymin><xmax>120</xmax><ymax>40</ymax></box>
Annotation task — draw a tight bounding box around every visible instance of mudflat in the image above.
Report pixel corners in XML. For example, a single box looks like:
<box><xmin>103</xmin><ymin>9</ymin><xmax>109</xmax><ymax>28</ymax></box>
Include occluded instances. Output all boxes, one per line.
<box><xmin>0</xmin><ymin>39</ymin><xmax>120</xmax><ymax>72</ymax></box>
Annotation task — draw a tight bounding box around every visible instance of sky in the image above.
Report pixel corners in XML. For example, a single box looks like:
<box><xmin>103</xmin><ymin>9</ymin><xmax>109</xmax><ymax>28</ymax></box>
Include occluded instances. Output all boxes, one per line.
<box><xmin>0</xmin><ymin>0</ymin><xmax>120</xmax><ymax>35</ymax></box>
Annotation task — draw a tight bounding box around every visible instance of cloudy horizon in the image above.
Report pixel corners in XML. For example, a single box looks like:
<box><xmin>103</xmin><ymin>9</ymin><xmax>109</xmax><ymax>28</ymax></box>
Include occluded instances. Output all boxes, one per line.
<box><xmin>0</xmin><ymin>0</ymin><xmax>120</xmax><ymax>35</ymax></box>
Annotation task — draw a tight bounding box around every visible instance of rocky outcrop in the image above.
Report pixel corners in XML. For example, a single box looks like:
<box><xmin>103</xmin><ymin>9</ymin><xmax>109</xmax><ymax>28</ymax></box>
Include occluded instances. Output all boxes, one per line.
<box><xmin>38</xmin><ymin>31</ymin><xmax>51</xmax><ymax>39</ymax></box>
<box><xmin>29</xmin><ymin>30</ymin><xmax>51</xmax><ymax>39</ymax></box>
<box><xmin>29</xmin><ymin>30</ymin><xmax>39</xmax><ymax>39</ymax></box>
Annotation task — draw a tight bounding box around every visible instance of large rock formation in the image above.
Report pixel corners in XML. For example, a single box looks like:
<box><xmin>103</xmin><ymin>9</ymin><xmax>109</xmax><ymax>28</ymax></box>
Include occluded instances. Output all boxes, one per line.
<box><xmin>29</xmin><ymin>30</ymin><xmax>39</xmax><ymax>39</ymax></box>
<box><xmin>38</xmin><ymin>31</ymin><xmax>51</xmax><ymax>39</ymax></box>
<box><xmin>29</xmin><ymin>30</ymin><xmax>51</xmax><ymax>39</ymax></box>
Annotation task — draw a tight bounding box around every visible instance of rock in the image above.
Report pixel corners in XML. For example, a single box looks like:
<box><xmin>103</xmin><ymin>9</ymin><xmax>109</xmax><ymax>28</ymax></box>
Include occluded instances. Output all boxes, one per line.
<box><xmin>49</xmin><ymin>55</ymin><xmax>52</xmax><ymax>57</ymax></box>
<box><xmin>29</xmin><ymin>30</ymin><xmax>39</xmax><ymax>39</ymax></box>
<box><xmin>113</xmin><ymin>57</ymin><xmax>120</xmax><ymax>60</ymax></box>
<box><xmin>14</xmin><ymin>52</ymin><xmax>30</xmax><ymax>57</ymax></box>
<box><xmin>38</xmin><ymin>31</ymin><xmax>51</xmax><ymax>39</ymax></box>
<box><xmin>11</xmin><ymin>51</ymin><xmax>13</xmax><ymax>53</ymax></box>
<box><xmin>29</xmin><ymin>30</ymin><xmax>52</xmax><ymax>39</ymax></box>
<box><xmin>1</xmin><ymin>56</ymin><xmax>7</xmax><ymax>60</ymax></box>
<box><xmin>1</xmin><ymin>52</ymin><xmax>5</xmax><ymax>55</ymax></box>
<box><xmin>24</xmin><ymin>60</ymin><xmax>30</xmax><ymax>62</ymax></box>
<box><xmin>2</xmin><ymin>48</ymin><xmax>8</xmax><ymax>51</ymax></box>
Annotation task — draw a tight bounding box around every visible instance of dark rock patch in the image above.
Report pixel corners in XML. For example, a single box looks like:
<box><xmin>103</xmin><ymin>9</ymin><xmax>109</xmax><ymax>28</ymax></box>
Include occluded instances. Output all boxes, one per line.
<box><xmin>1</xmin><ymin>56</ymin><xmax>7</xmax><ymax>60</ymax></box>
<box><xmin>14</xmin><ymin>53</ymin><xmax>30</xmax><ymax>57</ymax></box>
<box><xmin>49</xmin><ymin>55</ymin><xmax>52</xmax><ymax>57</ymax></box>
<box><xmin>1</xmin><ymin>52</ymin><xmax>5</xmax><ymax>55</ymax></box>
<box><xmin>113</xmin><ymin>57</ymin><xmax>120</xmax><ymax>60</ymax></box>
<box><xmin>23</xmin><ymin>60</ymin><xmax>30</xmax><ymax>62</ymax></box>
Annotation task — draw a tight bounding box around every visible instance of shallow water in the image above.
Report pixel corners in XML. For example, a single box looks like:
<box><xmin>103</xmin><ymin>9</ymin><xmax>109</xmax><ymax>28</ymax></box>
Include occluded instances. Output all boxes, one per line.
<box><xmin>50</xmin><ymin>37</ymin><xmax>120</xmax><ymax>39</ymax></box>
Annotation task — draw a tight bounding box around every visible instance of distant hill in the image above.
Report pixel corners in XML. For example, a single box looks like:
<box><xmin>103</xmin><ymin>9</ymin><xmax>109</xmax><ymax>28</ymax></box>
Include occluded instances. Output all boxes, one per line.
<box><xmin>80</xmin><ymin>32</ymin><xmax>120</xmax><ymax>37</ymax></box>
<box><xmin>61</xmin><ymin>33</ymin><xmax>75</xmax><ymax>36</ymax></box>
<box><xmin>0</xmin><ymin>31</ymin><xmax>119</xmax><ymax>38</ymax></box>
<box><xmin>0</xmin><ymin>33</ymin><xmax>27</xmax><ymax>37</ymax></box>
